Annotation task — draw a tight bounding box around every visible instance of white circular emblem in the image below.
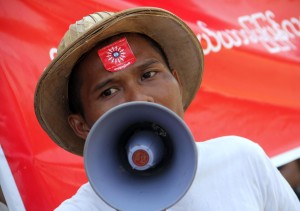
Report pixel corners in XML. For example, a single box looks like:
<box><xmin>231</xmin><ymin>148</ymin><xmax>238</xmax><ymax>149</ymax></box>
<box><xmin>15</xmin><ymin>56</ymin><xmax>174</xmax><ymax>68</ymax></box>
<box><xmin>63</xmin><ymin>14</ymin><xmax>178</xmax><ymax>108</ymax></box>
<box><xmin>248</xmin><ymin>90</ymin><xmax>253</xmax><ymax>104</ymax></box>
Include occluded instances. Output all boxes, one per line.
<box><xmin>107</xmin><ymin>46</ymin><xmax>126</xmax><ymax>64</ymax></box>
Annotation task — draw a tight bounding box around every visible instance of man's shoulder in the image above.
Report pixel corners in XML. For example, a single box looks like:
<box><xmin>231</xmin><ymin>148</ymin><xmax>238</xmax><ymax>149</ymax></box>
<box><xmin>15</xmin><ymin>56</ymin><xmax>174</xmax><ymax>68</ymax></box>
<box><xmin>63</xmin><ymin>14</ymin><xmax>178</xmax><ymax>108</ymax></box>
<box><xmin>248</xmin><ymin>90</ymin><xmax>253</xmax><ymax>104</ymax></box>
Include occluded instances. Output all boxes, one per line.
<box><xmin>197</xmin><ymin>135</ymin><xmax>263</xmax><ymax>155</ymax></box>
<box><xmin>195</xmin><ymin>135</ymin><xmax>269</xmax><ymax>170</ymax></box>
<box><xmin>55</xmin><ymin>183</ymin><xmax>114</xmax><ymax>210</ymax></box>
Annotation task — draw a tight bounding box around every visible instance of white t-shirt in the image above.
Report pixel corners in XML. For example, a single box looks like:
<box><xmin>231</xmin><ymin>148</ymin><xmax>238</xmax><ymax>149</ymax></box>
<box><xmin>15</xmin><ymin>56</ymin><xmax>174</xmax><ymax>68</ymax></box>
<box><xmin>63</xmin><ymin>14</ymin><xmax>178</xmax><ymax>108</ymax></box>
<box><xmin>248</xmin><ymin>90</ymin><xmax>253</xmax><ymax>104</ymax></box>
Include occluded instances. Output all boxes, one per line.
<box><xmin>55</xmin><ymin>136</ymin><xmax>300</xmax><ymax>210</ymax></box>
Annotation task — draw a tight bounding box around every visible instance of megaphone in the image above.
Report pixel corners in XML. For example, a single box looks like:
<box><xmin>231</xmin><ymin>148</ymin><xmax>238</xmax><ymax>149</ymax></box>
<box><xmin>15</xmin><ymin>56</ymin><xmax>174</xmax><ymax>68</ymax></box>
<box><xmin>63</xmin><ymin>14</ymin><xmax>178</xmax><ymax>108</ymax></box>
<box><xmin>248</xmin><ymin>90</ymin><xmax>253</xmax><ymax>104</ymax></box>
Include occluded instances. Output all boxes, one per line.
<box><xmin>84</xmin><ymin>102</ymin><xmax>197</xmax><ymax>211</ymax></box>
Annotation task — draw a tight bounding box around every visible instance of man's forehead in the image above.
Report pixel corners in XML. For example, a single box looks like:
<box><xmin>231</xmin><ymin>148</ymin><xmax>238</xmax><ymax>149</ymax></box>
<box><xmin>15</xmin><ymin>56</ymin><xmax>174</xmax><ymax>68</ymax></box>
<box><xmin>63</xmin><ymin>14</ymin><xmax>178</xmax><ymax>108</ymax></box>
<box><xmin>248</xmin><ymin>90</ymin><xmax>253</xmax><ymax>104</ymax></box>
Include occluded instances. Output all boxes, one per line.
<box><xmin>74</xmin><ymin>33</ymin><xmax>168</xmax><ymax>74</ymax></box>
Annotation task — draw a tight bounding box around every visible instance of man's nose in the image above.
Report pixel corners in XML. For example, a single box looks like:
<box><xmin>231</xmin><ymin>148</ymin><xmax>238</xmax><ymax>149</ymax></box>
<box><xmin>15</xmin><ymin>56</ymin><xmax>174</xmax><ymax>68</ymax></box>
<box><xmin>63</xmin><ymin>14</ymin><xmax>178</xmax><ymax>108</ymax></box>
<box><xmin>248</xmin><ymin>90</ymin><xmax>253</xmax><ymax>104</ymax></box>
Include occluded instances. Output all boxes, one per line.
<box><xmin>126</xmin><ymin>87</ymin><xmax>154</xmax><ymax>103</ymax></box>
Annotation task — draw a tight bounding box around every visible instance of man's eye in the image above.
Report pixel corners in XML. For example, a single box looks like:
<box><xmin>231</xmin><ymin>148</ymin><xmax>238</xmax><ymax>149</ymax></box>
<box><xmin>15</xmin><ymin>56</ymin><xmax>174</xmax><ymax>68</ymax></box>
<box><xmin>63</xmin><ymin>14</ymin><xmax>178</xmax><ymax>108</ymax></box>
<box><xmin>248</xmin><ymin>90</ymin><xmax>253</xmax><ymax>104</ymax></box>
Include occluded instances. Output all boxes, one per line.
<box><xmin>142</xmin><ymin>71</ymin><xmax>156</xmax><ymax>80</ymax></box>
<box><xmin>101</xmin><ymin>88</ymin><xmax>118</xmax><ymax>97</ymax></box>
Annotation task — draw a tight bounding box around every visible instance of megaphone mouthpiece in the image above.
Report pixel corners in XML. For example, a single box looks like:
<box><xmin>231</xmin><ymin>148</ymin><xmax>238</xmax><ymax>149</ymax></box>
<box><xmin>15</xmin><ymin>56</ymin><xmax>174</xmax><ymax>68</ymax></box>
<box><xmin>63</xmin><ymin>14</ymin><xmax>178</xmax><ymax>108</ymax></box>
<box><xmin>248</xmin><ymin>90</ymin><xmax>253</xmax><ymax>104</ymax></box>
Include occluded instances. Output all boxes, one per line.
<box><xmin>127</xmin><ymin>130</ymin><xmax>165</xmax><ymax>171</ymax></box>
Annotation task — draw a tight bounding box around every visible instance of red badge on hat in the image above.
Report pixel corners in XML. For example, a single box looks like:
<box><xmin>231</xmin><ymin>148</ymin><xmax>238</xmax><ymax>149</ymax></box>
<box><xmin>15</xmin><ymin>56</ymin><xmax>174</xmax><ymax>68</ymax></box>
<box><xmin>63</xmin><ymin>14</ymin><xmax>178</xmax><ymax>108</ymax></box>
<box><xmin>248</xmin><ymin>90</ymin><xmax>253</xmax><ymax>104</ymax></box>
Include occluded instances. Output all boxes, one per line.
<box><xmin>98</xmin><ymin>37</ymin><xmax>136</xmax><ymax>72</ymax></box>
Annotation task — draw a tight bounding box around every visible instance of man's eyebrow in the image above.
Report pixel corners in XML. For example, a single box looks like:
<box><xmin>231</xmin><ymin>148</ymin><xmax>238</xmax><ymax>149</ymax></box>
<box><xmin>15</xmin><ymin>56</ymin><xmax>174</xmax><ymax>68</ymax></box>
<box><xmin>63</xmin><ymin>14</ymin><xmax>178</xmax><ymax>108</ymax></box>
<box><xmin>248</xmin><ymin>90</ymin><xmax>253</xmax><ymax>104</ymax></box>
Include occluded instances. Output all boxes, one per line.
<box><xmin>138</xmin><ymin>59</ymin><xmax>162</xmax><ymax>70</ymax></box>
<box><xmin>92</xmin><ymin>78</ymin><xmax>114</xmax><ymax>94</ymax></box>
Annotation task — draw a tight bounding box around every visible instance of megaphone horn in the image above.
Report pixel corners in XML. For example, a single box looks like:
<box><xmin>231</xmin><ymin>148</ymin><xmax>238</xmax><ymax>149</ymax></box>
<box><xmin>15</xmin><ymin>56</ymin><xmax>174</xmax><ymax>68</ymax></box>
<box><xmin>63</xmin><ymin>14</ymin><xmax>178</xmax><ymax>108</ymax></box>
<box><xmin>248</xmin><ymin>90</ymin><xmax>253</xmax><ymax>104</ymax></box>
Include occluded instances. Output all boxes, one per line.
<box><xmin>84</xmin><ymin>102</ymin><xmax>197</xmax><ymax>211</ymax></box>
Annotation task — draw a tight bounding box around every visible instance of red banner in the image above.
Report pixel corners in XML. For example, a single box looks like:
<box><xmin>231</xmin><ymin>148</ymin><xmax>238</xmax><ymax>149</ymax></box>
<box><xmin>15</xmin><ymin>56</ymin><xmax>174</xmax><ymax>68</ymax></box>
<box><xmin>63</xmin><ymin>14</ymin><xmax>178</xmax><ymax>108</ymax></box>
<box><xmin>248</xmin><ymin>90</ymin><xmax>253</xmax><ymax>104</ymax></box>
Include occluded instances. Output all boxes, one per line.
<box><xmin>1</xmin><ymin>0</ymin><xmax>299</xmax><ymax>210</ymax></box>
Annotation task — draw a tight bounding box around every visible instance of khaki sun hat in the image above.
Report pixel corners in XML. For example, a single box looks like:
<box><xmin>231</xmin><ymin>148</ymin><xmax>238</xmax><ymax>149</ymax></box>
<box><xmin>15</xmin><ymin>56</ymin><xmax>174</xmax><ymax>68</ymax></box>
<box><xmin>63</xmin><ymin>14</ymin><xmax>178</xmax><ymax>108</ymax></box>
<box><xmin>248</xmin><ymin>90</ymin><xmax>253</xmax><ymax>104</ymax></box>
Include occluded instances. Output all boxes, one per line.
<box><xmin>34</xmin><ymin>7</ymin><xmax>204</xmax><ymax>155</ymax></box>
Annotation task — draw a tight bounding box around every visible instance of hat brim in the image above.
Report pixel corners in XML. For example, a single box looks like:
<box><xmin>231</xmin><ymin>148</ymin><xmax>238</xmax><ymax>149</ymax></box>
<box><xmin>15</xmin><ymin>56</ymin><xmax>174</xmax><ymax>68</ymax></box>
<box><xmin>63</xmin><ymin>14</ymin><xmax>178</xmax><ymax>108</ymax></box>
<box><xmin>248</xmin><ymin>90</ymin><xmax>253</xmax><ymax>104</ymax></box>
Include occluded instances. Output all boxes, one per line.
<box><xmin>34</xmin><ymin>7</ymin><xmax>204</xmax><ymax>155</ymax></box>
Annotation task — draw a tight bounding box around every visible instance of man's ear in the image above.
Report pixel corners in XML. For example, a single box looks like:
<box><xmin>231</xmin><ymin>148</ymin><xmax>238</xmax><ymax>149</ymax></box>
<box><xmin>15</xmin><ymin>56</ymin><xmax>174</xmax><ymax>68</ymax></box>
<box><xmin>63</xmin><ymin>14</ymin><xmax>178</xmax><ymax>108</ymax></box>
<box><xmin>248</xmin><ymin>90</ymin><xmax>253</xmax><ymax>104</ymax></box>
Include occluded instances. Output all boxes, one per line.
<box><xmin>68</xmin><ymin>114</ymin><xmax>90</xmax><ymax>140</ymax></box>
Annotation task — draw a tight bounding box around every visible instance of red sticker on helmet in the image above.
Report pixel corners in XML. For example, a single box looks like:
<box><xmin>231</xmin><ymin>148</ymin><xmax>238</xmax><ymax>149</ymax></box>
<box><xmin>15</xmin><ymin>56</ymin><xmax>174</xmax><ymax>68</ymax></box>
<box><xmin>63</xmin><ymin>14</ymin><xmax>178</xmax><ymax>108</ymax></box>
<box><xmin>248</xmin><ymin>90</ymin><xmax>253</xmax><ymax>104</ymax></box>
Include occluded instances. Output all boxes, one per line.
<box><xmin>97</xmin><ymin>37</ymin><xmax>136</xmax><ymax>72</ymax></box>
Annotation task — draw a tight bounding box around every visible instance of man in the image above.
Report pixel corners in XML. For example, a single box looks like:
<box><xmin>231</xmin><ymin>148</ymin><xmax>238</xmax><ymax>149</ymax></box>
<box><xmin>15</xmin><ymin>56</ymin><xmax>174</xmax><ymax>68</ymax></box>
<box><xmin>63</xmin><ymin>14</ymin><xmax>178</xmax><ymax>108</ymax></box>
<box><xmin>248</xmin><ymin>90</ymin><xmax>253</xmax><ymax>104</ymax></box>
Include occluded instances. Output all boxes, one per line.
<box><xmin>34</xmin><ymin>7</ymin><xmax>300</xmax><ymax>210</ymax></box>
<box><xmin>279</xmin><ymin>159</ymin><xmax>300</xmax><ymax>199</ymax></box>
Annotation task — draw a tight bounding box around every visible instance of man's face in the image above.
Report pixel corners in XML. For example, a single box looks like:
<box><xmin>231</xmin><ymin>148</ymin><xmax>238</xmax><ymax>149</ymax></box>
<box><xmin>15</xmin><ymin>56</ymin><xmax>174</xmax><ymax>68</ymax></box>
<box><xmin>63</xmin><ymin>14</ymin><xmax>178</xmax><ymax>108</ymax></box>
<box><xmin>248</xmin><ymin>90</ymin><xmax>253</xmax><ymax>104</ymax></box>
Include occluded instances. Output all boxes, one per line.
<box><xmin>68</xmin><ymin>34</ymin><xmax>184</xmax><ymax>139</ymax></box>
